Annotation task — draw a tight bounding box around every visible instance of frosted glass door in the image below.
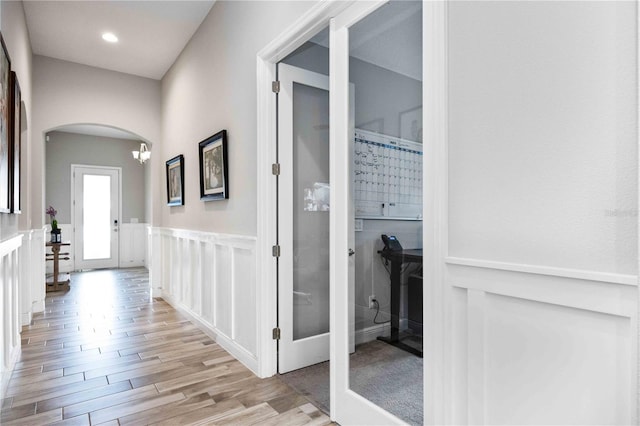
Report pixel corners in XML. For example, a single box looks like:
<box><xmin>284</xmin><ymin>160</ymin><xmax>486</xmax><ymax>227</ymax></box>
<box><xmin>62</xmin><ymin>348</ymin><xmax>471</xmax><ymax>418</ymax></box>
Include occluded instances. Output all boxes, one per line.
<box><xmin>83</xmin><ymin>175</ymin><xmax>112</xmax><ymax>260</ymax></box>
<box><xmin>292</xmin><ymin>81</ymin><xmax>330</xmax><ymax>341</ymax></box>
<box><xmin>73</xmin><ymin>166</ymin><xmax>120</xmax><ymax>270</ymax></box>
<box><xmin>278</xmin><ymin>64</ymin><xmax>331</xmax><ymax>373</ymax></box>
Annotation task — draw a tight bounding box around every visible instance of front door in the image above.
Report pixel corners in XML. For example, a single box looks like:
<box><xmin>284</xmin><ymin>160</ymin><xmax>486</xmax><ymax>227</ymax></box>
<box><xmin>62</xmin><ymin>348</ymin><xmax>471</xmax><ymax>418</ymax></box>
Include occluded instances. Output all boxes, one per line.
<box><xmin>72</xmin><ymin>165</ymin><xmax>120</xmax><ymax>270</ymax></box>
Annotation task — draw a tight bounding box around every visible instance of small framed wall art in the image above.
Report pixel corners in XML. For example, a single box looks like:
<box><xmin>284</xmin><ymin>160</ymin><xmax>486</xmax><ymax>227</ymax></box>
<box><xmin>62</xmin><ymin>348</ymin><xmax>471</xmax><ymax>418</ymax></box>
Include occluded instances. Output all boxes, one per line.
<box><xmin>10</xmin><ymin>71</ymin><xmax>21</xmax><ymax>213</ymax></box>
<box><xmin>198</xmin><ymin>130</ymin><xmax>228</xmax><ymax>201</ymax></box>
<box><xmin>166</xmin><ymin>154</ymin><xmax>184</xmax><ymax>206</ymax></box>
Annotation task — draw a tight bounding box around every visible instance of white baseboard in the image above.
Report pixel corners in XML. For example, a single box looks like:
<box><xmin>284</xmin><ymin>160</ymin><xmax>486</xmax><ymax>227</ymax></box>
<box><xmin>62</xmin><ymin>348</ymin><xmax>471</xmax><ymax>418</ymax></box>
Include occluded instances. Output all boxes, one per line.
<box><xmin>161</xmin><ymin>293</ymin><xmax>260</xmax><ymax>377</ymax></box>
<box><xmin>355</xmin><ymin>323</ymin><xmax>390</xmax><ymax>345</ymax></box>
<box><xmin>21</xmin><ymin>311</ymin><xmax>32</xmax><ymax>327</ymax></box>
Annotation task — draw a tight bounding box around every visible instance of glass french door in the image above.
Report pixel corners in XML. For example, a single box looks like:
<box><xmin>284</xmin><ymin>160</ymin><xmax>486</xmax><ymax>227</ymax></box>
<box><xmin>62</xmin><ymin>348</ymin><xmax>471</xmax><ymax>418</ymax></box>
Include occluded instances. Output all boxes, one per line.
<box><xmin>330</xmin><ymin>1</ymin><xmax>424</xmax><ymax>424</ymax></box>
<box><xmin>73</xmin><ymin>165</ymin><xmax>120</xmax><ymax>270</ymax></box>
<box><xmin>277</xmin><ymin>63</ymin><xmax>332</xmax><ymax>373</ymax></box>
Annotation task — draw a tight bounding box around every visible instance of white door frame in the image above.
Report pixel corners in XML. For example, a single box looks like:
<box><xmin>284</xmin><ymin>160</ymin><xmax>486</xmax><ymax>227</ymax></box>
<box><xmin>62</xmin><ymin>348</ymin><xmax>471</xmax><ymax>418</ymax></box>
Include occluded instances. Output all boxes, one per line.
<box><xmin>255</xmin><ymin>0</ymin><xmax>353</xmax><ymax>380</ymax></box>
<box><xmin>70</xmin><ymin>164</ymin><xmax>123</xmax><ymax>270</ymax></box>
<box><xmin>256</xmin><ymin>0</ymin><xmax>447</xmax><ymax>424</ymax></box>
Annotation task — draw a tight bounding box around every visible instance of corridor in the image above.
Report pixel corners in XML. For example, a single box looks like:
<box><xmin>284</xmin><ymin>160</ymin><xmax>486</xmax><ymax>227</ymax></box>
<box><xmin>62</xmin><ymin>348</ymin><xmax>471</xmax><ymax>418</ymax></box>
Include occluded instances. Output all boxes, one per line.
<box><xmin>0</xmin><ymin>268</ymin><xmax>330</xmax><ymax>425</ymax></box>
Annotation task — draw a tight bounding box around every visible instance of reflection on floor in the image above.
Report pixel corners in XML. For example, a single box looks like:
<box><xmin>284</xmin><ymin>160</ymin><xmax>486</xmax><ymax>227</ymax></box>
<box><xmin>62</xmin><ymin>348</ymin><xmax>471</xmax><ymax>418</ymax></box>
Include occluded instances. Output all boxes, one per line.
<box><xmin>2</xmin><ymin>268</ymin><xmax>331</xmax><ymax>425</ymax></box>
<box><xmin>279</xmin><ymin>339</ymin><xmax>423</xmax><ymax>425</ymax></box>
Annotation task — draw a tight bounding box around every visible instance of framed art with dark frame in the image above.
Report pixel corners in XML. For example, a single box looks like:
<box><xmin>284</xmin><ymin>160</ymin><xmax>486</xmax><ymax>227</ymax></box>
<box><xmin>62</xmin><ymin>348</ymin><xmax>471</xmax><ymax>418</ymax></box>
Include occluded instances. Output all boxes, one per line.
<box><xmin>0</xmin><ymin>33</ymin><xmax>11</xmax><ymax>214</ymax></box>
<box><xmin>166</xmin><ymin>154</ymin><xmax>184</xmax><ymax>206</ymax></box>
<box><xmin>10</xmin><ymin>71</ymin><xmax>21</xmax><ymax>214</ymax></box>
<box><xmin>199</xmin><ymin>130</ymin><xmax>228</xmax><ymax>201</ymax></box>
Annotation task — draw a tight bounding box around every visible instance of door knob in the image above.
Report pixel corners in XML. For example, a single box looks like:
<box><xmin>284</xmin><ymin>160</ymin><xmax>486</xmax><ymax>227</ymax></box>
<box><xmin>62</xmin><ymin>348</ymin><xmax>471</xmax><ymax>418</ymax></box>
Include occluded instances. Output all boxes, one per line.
<box><xmin>348</xmin><ymin>248</ymin><xmax>355</xmax><ymax>256</ymax></box>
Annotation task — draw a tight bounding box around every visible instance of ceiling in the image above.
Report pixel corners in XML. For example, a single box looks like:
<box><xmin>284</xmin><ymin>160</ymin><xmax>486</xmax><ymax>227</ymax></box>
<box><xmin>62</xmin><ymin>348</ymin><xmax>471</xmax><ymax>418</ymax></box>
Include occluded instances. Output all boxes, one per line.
<box><xmin>22</xmin><ymin>0</ymin><xmax>215</xmax><ymax>80</ymax></box>
<box><xmin>310</xmin><ymin>1</ymin><xmax>422</xmax><ymax>81</ymax></box>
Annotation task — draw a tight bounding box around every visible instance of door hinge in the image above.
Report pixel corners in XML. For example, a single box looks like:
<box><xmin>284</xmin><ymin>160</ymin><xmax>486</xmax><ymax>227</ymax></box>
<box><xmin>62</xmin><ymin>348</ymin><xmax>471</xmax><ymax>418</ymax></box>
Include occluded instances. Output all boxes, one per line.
<box><xmin>272</xmin><ymin>245</ymin><xmax>281</xmax><ymax>257</ymax></box>
<box><xmin>272</xmin><ymin>327</ymin><xmax>281</xmax><ymax>340</ymax></box>
<box><xmin>272</xmin><ymin>81</ymin><xmax>280</xmax><ymax>93</ymax></box>
<box><xmin>272</xmin><ymin>163</ymin><xmax>280</xmax><ymax>176</ymax></box>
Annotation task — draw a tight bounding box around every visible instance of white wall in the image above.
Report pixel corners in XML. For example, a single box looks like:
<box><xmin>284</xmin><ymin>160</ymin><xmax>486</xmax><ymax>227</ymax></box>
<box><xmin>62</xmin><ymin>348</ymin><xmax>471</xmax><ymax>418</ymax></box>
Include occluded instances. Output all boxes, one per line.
<box><xmin>448</xmin><ymin>1</ymin><xmax>637</xmax><ymax>275</ymax></box>
<box><xmin>32</xmin><ymin>56</ymin><xmax>161</xmax><ymax>229</ymax></box>
<box><xmin>442</xmin><ymin>1</ymin><xmax>638</xmax><ymax>423</ymax></box>
<box><xmin>160</xmin><ymin>0</ymin><xmax>315</xmax><ymax>235</ymax></box>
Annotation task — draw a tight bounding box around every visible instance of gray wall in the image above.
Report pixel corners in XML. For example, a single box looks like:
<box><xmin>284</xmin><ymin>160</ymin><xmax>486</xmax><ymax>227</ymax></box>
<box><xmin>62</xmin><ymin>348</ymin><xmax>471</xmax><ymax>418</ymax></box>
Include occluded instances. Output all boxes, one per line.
<box><xmin>161</xmin><ymin>0</ymin><xmax>315</xmax><ymax>235</ymax></box>
<box><xmin>282</xmin><ymin>42</ymin><xmax>422</xmax><ymax>138</ymax></box>
<box><xmin>45</xmin><ymin>131</ymin><xmax>146</xmax><ymax>224</ymax></box>
<box><xmin>33</xmin><ymin>56</ymin><xmax>161</xmax><ymax>229</ymax></box>
<box><xmin>0</xmin><ymin>1</ymin><xmax>33</xmax><ymax>240</ymax></box>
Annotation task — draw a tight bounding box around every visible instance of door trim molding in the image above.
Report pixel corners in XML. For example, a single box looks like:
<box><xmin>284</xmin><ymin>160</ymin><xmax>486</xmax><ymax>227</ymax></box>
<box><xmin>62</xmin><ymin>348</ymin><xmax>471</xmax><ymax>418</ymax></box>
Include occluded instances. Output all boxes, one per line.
<box><xmin>423</xmin><ymin>2</ymin><xmax>448</xmax><ymax>424</ymax></box>
<box><xmin>255</xmin><ymin>0</ymin><xmax>354</xmax><ymax>380</ymax></box>
<box><xmin>70</xmin><ymin>164</ymin><xmax>122</xmax><ymax>270</ymax></box>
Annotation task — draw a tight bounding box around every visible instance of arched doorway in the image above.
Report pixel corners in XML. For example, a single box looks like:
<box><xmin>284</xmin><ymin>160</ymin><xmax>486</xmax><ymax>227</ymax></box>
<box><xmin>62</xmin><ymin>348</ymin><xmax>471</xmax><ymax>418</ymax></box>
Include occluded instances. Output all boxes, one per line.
<box><xmin>44</xmin><ymin>123</ymin><xmax>151</xmax><ymax>273</ymax></box>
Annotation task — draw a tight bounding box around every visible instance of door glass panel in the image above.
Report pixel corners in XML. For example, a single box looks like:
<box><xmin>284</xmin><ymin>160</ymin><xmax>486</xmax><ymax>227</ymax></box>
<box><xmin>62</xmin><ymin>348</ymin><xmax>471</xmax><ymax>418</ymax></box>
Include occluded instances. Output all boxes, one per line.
<box><xmin>293</xmin><ymin>82</ymin><xmax>330</xmax><ymax>340</ymax></box>
<box><xmin>349</xmin><ymin>1</ymin><xmax>424</xmax><ymax>424</ymax></box>
<box><xmin>83</xmin><ymin>174</ymin><xmax>111</xmax><ymax>260</ymax></box>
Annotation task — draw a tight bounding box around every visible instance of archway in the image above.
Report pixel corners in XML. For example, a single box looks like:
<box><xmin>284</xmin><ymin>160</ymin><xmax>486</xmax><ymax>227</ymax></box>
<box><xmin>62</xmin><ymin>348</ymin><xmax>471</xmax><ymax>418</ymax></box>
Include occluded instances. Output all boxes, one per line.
<box><xmin>43</xmin><ymin>123</ymin><xmax>152</xmax><ymax>273</ymax></box>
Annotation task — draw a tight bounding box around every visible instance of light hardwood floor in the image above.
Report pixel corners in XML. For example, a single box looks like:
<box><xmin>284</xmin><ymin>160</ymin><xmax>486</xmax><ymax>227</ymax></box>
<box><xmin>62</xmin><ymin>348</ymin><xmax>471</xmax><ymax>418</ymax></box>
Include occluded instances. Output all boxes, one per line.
<box><xmin>1</xmin><ymin>268</ymin><xmax>331</xmax><ymax>425</ymax></box>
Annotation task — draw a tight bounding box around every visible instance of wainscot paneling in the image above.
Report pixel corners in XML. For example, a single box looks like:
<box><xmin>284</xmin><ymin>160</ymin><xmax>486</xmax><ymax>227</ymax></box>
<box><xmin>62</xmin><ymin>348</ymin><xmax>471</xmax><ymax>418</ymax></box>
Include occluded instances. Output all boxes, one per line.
<box><xmin>447</xmin><ymin>259</ymin><xmax>637</xmax><ymax>425</ymax></box>
<box><xmin>19</xmin><ymin>228</ymin><xmax>46</xmax><ymax>324</ymax></box>
<box><xmin>119</xmin><ymin>223</ymin><xmax>148</xmax><ymax>268</ymax></box>
<box><xmin>0</xmin><ymin>234</ymin><xmax>23</xmax><ymax>401</ymax></box>
<box><xmin>44</xmin><ymin>223</ymin><xmax>148</xmax><ymax>272</ymax></box>
<box><xmin>149</xmin><ymin>228</ymin><xmax>259</xmax><ymax>376</ymax></box>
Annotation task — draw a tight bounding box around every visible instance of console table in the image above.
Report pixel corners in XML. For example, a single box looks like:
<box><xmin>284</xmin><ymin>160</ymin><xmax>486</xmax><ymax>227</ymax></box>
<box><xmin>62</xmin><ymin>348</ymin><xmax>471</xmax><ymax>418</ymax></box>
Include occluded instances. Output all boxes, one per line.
<box><xmin>45</xmin><ymin>241</ymin><xmax>70</xmax><ymax>292</ymax></box>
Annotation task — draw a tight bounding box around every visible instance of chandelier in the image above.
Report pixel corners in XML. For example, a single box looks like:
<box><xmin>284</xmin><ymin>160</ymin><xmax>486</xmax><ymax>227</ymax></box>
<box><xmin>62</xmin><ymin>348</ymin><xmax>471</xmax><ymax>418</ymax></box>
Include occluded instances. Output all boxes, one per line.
<box><xmin>132</xmin><ymin>142</ymin><xmax>151</xmax><ymax>164</ymax></box>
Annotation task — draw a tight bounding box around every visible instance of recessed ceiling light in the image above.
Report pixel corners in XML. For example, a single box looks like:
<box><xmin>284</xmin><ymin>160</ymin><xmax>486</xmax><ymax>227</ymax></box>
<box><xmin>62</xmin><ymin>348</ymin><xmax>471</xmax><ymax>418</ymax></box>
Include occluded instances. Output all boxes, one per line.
<box><xmin>102</xmin><ymin>32</ymin><xmax>118</xmax><ymax>43</ymax></box>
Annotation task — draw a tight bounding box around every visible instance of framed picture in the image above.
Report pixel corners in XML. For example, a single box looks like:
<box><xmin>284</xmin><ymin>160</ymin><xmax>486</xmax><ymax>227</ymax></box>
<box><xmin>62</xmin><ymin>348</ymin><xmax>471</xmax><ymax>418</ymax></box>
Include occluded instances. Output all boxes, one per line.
<box><xmin>166</xmin><ymin>154</ymin><xmax>184</xmax><ymax>206</ymax></box>
<box><xmin>199</xmin><ymin>130</ymin><xmax>228</xmax><ymax>201</ymax></box>
<box><xmin>399</xmin><ymin>106</ymin><xmax>422</xmax><ymax>143</ymax></box>
<box><xmin>9</xmin><ymin>71</ymin><xmax>20</xmax><ymax>213</ymax></box>
<box><xmin>0</xmin><ymin>33</ymin><xmax>11</xmax><ymax>214</ymax></box>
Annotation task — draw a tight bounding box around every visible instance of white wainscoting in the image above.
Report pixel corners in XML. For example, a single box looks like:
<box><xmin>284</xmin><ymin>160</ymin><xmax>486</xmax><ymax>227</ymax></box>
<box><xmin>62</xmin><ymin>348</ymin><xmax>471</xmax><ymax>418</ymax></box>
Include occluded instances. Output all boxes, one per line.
<box><xmin>149</xmin><ymin>227</ymin><xmax>260</xmax><ymax>376</ymax></box>
<box><xmin>446</xmin><ymin>259</ymin><xmax>637</xmax><ymax>425</ymax></box>
<box><xmin>19</xmin><ymin>228</ymin><xmax>47</xmax><ymax>324</ymax></box>
<box><xmin>0</xmin><ymin>234</ymin><xmax>23</xmax><ymax>401</ymax></box>
<box><xmin>44</xmin><ymin>223</ymin><xmax>148</xmax><ymax>272</ymax></box>
<box><xmin>119</xmin><ymin>223</ymin><xmax>148</xmax><ymax>268</ymax></box>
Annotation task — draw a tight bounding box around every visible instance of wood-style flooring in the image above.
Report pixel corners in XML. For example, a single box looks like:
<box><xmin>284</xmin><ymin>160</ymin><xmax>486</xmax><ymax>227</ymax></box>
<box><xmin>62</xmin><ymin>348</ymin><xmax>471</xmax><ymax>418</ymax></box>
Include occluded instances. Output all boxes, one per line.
<box><xmin>1</xmin><ymin>268</ymin><xmax>331</xmax><ymax>425</ymax></box>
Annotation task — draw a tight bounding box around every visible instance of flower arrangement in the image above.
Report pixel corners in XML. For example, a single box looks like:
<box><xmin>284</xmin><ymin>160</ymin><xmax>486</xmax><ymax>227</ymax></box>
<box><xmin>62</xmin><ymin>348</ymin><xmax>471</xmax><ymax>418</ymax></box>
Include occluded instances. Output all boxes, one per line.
<box><xmin>45</xmin><ymin>205</ymin><xmax>58</xmax><ymax>230</ymax></box>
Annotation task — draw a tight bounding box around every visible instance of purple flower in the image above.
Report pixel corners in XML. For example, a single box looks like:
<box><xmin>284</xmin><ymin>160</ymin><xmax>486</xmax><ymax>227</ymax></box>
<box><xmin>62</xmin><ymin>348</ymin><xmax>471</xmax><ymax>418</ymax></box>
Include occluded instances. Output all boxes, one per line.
<box><xmin>45</xmin><ymin>206</ymin><xmax>57</xmax><ymax>219</ymax></box>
